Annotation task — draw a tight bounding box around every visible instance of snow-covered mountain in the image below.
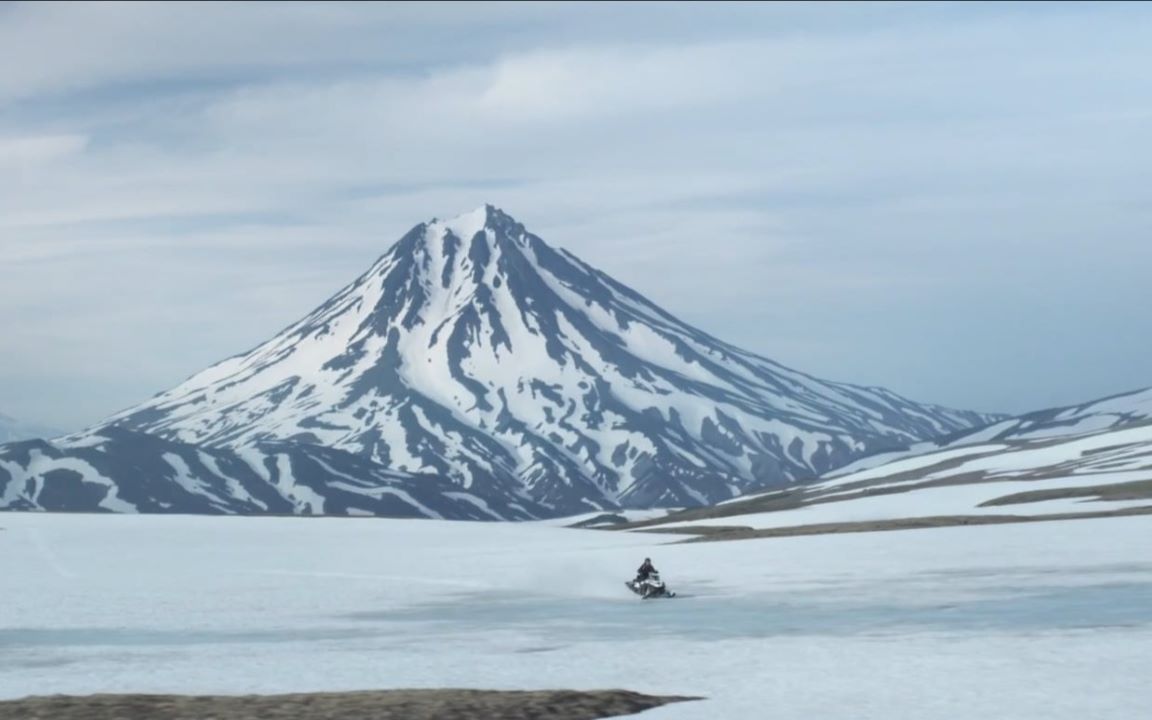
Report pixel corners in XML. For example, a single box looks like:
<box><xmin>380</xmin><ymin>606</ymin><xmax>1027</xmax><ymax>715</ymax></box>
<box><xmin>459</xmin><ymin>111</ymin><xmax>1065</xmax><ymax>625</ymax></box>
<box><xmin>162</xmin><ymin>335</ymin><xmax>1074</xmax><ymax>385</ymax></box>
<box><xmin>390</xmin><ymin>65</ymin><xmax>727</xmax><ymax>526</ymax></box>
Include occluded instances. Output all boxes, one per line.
<box><xmin>87</xmin><ymin>205</ymin><xmax>994</xmax><ymax>516</ymax></box>
<box><xmin>0</xmin><ymin>427</ymin><xmax>542</xmax><ymax>519</ymax></box>
<box><xmin>619</xmin><ymin>387</ymin><xmax>1152</xmax><ymax>538</ymax></box>
<box><xmin>828</xmin><ymin>385</ymin><xmax>1152</xmax><ymax>478</ymax></box>
<box><xmin>0</xmin><ymin>411</ymin><xmax>61</xmax><ymax>444</ymax></box>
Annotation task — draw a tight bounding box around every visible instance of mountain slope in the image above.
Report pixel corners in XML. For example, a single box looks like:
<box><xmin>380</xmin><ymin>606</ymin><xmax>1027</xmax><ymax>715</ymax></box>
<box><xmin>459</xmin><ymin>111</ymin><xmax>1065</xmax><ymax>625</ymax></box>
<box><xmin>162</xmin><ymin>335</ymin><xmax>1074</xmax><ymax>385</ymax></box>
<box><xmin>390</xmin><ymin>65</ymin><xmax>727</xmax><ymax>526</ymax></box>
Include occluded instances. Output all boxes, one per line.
<box><xmin>94</xmin><ymin>205</ymin><xmax>996</xmax><ymax>515</ymax></box>
<box><xmin>0</xmin><ymin>427</ymin><xmax>542</xmax><ymax>519</ymax></box>
<box><xmin>973</xmin><ymin>385</ymin><xmax>1152</xmax><ymax>439</ymax></box>
<box><xmin>615</xmin><ymin>388</ymin><xmax>1152</xmax><ymax>538</ymax></box>
<box><xmin>828</xmin><ymin>385</ymin><xmax>1152</xmax><ymax>479</ymax></box>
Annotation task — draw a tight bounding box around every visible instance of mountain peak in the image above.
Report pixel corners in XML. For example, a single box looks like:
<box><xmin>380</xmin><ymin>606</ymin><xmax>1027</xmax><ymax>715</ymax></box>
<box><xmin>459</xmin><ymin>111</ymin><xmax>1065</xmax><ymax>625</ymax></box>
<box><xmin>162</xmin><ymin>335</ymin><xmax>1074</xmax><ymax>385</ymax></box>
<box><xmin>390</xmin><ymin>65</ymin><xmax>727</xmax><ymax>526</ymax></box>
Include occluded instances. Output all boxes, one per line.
<box><xmin>399</xmin><ymin>204</ymin><xmax>533</xmax><ymax>264</ymax></box>
<box><xmin>426</xmin><ymin>204</ymin><xmax>522</xmax><ymax>240</ymax></box>
<box><xmin>430</xmin><ymin>204</ymin><xmax>495</xmax><ymax>242</ymax></box>
<box><xmin>100</xmin><ymin>206</ymin><xmax>997</xmax><ymax>517</ymax></box>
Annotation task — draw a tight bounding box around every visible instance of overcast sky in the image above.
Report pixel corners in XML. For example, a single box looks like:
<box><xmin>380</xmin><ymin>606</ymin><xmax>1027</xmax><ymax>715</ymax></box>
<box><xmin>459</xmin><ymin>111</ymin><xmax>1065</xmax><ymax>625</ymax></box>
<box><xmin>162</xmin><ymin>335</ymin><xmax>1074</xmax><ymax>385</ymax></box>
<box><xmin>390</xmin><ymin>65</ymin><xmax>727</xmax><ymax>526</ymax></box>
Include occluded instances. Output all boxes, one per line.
<box><xmin>2</xmin><ymin>1</ymin><xmax>1151</xmax><ymax>432</ymax></box>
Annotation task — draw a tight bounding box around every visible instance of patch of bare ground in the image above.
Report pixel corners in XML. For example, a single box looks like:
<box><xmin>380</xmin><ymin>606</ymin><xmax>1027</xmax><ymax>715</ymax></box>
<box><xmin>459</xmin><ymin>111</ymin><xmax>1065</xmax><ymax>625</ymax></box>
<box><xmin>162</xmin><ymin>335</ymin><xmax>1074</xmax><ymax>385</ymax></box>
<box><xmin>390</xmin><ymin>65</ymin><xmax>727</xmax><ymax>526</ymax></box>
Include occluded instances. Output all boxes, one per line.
<box><xmin>607</xmin><ymin>472</ymin><xmax>1001</xmax><ymax>533</ymax></box>
<box><xmin>607</xmin><ymin>464</ymin><xmax>1151</xmax><ymax>535</ymax></box>
<box><xmin>979</xmin><ymin>479</ymin><xmax>1152</xmax><ymax>507</ymax></box>
<box><xmin>0</xmin><ymin>689</ymin><xmax>702</xmax><ymax>720</ymax></box>
<box><xmin>649</xmin><ymin>505</ymin><xmax>1152</xmax><ymax>543</ymax></box>
<box><xmin>604</xmin><ymin>487</ymin><xmax>812</xmax><ymax>531</ymax></box>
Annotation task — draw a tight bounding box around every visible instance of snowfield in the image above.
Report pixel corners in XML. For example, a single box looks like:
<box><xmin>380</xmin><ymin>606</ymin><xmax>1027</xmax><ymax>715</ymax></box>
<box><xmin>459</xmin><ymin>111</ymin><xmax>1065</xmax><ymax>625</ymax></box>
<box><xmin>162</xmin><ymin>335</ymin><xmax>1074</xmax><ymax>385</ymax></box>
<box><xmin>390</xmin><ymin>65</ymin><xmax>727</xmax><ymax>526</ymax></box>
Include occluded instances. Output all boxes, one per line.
<box><xmin>655</xmin><ymin>475</ymin><xmax>1152</xmax><ymax>532</ymax></box>
<box><xmin>637</xmin><ymin>418</ymin><xmax>1152</xmax><ymax>538</ymax></box>
<box><xmin>826</xmin><ymin>386</ymin><xmax>1152</xmax><ymax>480</ymax></box>
<box><xmin>1</xmin><ymin>512</ymin><xmax>1149</xmax><ymax>719</ymax></box>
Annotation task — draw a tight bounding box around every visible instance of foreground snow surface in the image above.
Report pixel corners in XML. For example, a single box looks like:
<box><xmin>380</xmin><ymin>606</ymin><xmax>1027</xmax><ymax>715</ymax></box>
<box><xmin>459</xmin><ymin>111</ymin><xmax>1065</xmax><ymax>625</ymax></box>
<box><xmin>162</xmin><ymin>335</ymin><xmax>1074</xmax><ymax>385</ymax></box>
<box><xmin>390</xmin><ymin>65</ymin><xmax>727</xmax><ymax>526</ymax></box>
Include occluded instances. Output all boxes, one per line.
<box><xmin>2</xmin><ymin>513</ymin><xmax>1150</xmax><ymax>719</ymax></box>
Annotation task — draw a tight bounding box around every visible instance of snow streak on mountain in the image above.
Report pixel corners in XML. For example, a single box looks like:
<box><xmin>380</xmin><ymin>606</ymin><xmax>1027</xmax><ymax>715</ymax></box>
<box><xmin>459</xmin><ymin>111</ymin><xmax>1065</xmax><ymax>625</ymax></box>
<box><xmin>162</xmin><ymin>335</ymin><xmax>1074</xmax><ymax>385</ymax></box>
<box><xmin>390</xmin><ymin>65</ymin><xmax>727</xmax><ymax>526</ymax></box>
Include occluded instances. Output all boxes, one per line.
<box><xmin>88</xmin><ymin>205</ymin><xmax>993</xmax><ymax>517</ymax></box>
<box><xmin>0</xmin><ymin>428</ymin><xmax>542</xmax><ymax>519</ymax></box>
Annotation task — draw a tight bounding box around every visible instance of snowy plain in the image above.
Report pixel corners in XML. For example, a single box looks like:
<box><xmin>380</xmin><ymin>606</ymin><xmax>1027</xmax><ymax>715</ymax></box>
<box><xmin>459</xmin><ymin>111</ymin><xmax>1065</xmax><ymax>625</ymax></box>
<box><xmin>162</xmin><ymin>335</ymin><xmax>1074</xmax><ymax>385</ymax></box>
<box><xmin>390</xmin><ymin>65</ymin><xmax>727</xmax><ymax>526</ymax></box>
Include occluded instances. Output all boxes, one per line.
<box><xmin>1</xmin><ymin>512</ymin><xmax>1150</xmax><ymax>719</ymax></box>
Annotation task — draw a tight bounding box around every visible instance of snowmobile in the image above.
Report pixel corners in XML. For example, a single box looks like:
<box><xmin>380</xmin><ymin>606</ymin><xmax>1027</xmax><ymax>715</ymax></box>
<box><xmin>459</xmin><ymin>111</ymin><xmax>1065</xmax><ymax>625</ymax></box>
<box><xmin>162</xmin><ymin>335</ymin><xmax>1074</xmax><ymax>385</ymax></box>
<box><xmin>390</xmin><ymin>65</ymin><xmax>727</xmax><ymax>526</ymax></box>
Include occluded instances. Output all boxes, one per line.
<box><xmin>625</xmin><ymin>571</ymin><xmax>676</xmax><ymax>599</ymax></box>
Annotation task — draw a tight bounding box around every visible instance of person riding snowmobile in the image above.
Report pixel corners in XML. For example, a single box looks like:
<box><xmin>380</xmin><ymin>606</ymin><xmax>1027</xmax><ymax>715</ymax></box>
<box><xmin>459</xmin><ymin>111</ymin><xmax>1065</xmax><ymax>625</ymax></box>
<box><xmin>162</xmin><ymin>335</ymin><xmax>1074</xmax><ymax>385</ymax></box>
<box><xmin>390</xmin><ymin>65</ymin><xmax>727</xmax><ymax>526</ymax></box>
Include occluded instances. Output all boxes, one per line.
<box><xmin>625</xmin><ymin>557</ymin><xmax>675</xmax><ymax>598</ymax></box>
<box><xmin>636</xmin><ymin>558</ymin><xmax>657</xmax><ymax>582</ymax></box>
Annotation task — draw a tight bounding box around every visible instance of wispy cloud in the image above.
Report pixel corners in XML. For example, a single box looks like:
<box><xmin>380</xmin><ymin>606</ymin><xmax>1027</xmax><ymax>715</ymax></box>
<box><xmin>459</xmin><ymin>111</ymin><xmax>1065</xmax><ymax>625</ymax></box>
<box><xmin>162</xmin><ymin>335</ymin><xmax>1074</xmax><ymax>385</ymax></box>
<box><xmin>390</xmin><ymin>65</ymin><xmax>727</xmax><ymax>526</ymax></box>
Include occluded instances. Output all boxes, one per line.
<box><xmin>0</xmin><ymin>133</ymin><xmax>87</xmax><ymax>165</ymax></box>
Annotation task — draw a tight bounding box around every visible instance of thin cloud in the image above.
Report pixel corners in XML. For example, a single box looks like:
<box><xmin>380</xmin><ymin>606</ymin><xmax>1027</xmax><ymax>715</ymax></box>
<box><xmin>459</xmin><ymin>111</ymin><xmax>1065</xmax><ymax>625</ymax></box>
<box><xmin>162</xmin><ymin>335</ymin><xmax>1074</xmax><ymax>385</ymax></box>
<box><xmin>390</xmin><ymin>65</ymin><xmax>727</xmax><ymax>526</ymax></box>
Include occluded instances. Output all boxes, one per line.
<box><xmin>1</xmin><ymin>2</ymin><xmax>1151</xmax><ymax>430</ymax></box>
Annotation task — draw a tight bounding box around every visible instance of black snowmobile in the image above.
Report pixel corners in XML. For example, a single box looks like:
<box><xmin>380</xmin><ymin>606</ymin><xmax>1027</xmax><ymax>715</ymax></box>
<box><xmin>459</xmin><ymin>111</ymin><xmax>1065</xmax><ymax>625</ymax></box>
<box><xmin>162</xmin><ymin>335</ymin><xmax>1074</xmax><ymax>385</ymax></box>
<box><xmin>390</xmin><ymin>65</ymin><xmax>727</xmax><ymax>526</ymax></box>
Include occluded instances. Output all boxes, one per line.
<box><xmin>625</xmin><ymin>571</ymin><xmax>676</xmax><ymax>599</ymax></box>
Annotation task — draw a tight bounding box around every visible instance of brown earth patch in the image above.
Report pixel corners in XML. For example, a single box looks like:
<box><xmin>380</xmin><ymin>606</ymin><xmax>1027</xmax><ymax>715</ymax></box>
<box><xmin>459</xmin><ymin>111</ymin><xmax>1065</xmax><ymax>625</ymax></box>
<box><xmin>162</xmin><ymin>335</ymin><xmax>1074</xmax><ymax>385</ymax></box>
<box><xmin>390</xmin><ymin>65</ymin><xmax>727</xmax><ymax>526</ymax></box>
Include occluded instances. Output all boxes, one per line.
<box><xmin>603</xmin><ymin>487</ymin><xmax>812</xmax><ymax>531</ymax></box>
<box><xmin>0</xmin><ymin>689</ymin><xmax>702</xmax><ymax>720</ymax></box>
<box><xmin>607</xmin><ymin>472</ymin><xmax>1000</xmax><ymax>533</ymax></box>
<box><xmin>609</xmin><ymin>468</ymin><xmax>1151</xmax><ymax>535</ymax></box>
<box><xmin>606</xmin><ymin>424</ymin><xmax>1152</xmax><ymax>536</ymax></box>
<box><xmin>980</xmin><ymin>479</ymin><xmax>1152</xmax><ymax>507</ymax></box>
<box><xmin>653</xmin><ymin>505</ymin><xmax>1152</xmax><ymax>543</ymax></box>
